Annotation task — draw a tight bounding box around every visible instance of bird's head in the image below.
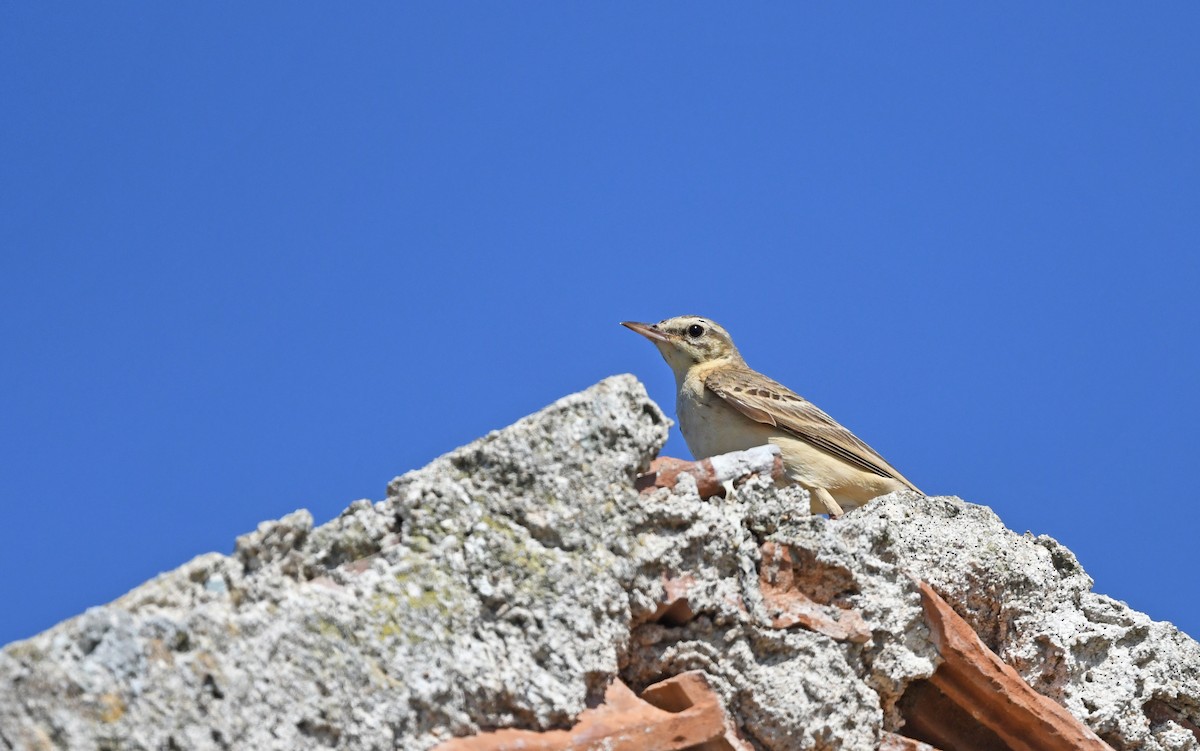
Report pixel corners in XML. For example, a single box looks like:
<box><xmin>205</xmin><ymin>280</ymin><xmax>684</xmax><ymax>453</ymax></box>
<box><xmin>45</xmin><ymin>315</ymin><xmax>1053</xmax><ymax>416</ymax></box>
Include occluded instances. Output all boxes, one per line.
<box><xmin>621</xmin><ymin>315</ymin><xmax>742</xmax><ymax>382</ymax></box>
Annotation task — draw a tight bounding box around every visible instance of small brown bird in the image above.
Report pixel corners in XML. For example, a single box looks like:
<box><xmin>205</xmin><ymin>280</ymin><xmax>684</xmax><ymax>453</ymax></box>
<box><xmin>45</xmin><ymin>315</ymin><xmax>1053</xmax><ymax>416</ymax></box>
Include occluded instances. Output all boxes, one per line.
<box><xmin>622</xmin><ymin>315</ymin><xmax>920</xmax><ymax>515</ymax></box>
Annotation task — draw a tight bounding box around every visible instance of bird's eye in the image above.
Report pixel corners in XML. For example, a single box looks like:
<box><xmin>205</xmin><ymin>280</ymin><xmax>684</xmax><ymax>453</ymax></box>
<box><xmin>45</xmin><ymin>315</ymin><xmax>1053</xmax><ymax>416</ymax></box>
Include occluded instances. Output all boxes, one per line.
<box><xmin>687</xmin><ymin>324</ymin><xmax>705</xmax><ymax>338</ymax></box>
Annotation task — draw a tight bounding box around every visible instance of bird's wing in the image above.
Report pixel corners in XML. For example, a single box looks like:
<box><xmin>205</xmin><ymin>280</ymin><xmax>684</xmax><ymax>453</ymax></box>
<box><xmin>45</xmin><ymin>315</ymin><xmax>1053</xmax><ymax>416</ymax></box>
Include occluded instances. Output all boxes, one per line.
<box><xmin>704</xmin><ymin>366</ymin><xmax>919</xmax><ymax>491</ymax></box>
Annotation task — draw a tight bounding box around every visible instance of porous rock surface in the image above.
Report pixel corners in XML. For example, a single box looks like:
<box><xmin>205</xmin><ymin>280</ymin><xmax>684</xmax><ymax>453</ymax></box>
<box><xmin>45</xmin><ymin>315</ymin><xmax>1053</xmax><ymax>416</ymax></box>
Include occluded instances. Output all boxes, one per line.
<box><xmin>0</xmin><ymin>375</ymin><xmax>1197</xmax><ymax>750</ymax></box>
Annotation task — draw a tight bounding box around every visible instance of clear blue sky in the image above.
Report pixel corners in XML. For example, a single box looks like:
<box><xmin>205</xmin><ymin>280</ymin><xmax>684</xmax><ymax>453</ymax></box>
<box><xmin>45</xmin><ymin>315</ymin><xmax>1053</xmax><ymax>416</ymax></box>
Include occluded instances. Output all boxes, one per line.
<box><xmin>2</xmin><ymin>5</ymin><xmax>1198</xmax><ymax>646</ymax></box>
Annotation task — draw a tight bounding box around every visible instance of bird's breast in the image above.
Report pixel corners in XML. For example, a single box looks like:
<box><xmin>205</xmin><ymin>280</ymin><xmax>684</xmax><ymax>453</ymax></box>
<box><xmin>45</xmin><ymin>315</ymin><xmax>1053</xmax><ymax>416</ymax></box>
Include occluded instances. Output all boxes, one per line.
<box><xmin>676</xmin><ymin>381</ymin><xmax>778</xmax><ymax>460</ymax></box>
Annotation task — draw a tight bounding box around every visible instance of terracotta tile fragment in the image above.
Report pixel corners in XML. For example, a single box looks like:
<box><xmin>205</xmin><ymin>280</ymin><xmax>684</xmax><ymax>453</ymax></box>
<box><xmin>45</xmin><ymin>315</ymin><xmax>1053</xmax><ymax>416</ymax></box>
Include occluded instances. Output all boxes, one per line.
<box><xmin>879</xmin><ymin>731</ymin><xmax>945</xmax><ymax>751</ymax></box>
<box><xmin>432</xmin><ymin>671</ymin><xmax>750</xmax><ymax>751</ymax></box>
<box><xmin>1144</xmin><ymin>699</ymin><xmax>1200</xmax><ymax>744</ymax></box>
<box><xmin>900</xmin><ymin>581</ymin><xmax>1113</xmax><ymax>751</ymax></box>
<box><xmin>651</xmin><ymin>573</ymin><xmax>697</xmax><ymax>626</ymax></box>
<box><xmin>636</xmin><ymin>448</ymin><xmax>784</xmax><ymax>499</ymax></box>
<box><xmin>758</xmin><ymin>542</ymin><xmax>871</xmax><ymax>643</ymax></box>
<box><xmin>899</xmin><ymin>679</ymin><xmax>1009</xmax><ymax>751</ymax></box>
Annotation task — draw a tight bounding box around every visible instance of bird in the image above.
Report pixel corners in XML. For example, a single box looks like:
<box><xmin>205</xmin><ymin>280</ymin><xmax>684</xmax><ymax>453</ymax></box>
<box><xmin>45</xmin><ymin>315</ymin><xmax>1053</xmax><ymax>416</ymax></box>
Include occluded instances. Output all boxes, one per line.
<box><xmin>621</xmin><ymin>315</ymin><xmax>920</xmax><ymax>516</ymax></box>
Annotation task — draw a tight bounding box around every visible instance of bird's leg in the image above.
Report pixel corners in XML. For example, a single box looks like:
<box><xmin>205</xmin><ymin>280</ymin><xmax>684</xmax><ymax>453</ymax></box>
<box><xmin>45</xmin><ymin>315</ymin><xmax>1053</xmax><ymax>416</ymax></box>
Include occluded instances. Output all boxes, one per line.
<box><xmin>812</xmin><ymin>487</ymin><xmax>844</xmax><ymax>518</ymax></box>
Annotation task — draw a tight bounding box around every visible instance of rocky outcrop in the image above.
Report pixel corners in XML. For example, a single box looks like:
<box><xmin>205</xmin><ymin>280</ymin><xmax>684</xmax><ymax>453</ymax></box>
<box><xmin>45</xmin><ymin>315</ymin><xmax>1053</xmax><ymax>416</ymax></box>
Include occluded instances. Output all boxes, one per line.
<box><xmin>1</xmin><ymin>375</ymin><xmax>1198</xmax><ymax>750</ymax></box>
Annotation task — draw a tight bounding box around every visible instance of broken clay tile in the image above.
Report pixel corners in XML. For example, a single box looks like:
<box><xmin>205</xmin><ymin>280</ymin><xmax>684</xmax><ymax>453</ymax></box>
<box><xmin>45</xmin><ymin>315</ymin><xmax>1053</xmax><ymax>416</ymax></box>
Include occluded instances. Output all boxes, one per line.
<box><xmin>650</xmin><ymin>573</ymin><xmax>696</xmax><ymax>627</ymax></box>
<box><xmin>431</xmin><ymin>671</ymin><xmax>751</xmax><ymax>751</ymax></box>
<box><xmin>899</xmin><ymin>581</ymin><xmax>1112</xmax><ymax>751</ymax></box>
<box><xmin>1144</xmin><ymin>699</ymin><xmax>1200</xmax><ymax>744</ymax></box>
<box><xmin>879</xmin><ymin>731</ymin><xmax>945</xmax><ymax>751</ymax></box>
<box><xmin>899</xmin><ymin>679</ymin><xmax>1010</xmax><ymax>751</ymax></box>
<box><xmin>635</xmin><ymin>447</ymin><xmax>784</xmax><ymax>499</ymax></box>
<box><xmin>758</xmin><ymin>541</ymin><xmax>871</xmax><ymax>643</ymax></box>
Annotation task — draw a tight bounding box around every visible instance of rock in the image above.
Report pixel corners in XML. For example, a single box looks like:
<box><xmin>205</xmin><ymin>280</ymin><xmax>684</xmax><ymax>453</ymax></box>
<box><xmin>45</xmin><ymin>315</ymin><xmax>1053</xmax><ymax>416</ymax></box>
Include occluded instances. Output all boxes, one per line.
<box><xmin>847</xmin><ymin>496</ymin><xmax>1200</xmax><ymax>750</ymax></box>
<box><xmin>0</xmin><ymin>374</ymin><xmax>1197</xmax><ymax>751</ymax></box>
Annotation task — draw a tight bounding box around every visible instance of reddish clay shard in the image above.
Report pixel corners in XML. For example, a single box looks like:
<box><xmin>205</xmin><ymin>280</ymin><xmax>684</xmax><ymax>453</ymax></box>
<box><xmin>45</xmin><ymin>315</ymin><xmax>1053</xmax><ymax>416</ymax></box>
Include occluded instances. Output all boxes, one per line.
<box><xmin>636</xmin><ymin>452</ymin><xmax>784</xmax><ymax>499</ymax></box>
<box><xmin>758</xmin><ymin>541</ymin><xmax>871</xmax><ymax>643</ymax></box>
<box><xmin>880</xmin><ymin>732</ymin><xmax>945</xmax><ymax>751</ymax></box>
<box><xmin>900</xmin><ymin>581</ymin><xmax>1112</xmax><ymax>751</ymax></box>
<box><xmin>432</xmin><ymin>671</ymin><xmax>751</xmax><ymax>751</ymax></box>
<box><xmin>1145</xmin><ymin>699</ymin><xmax>1200</xmax><ymax>744</ymax></box>
<box><xmin>650</xmin><ymin>573</ymin><xmax>697</xmax><ymax>626</ymax></box>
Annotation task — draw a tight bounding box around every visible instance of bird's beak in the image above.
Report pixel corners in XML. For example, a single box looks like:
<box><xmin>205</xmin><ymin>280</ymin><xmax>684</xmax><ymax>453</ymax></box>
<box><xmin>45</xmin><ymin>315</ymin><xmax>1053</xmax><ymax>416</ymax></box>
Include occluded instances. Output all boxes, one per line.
<box><xmin>621</xmin><ymin>321</ymin><xmax>670</xmax><ymax>344</ymax></box>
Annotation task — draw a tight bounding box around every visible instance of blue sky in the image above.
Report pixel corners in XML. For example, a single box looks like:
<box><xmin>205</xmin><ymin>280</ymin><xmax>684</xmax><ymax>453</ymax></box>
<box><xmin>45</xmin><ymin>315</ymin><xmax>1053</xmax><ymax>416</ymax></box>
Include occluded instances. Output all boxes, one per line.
<box><xmin>2</xmin><ymin>5</ymin><xmax>1198</xmax><ymax>646</ymax></box>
